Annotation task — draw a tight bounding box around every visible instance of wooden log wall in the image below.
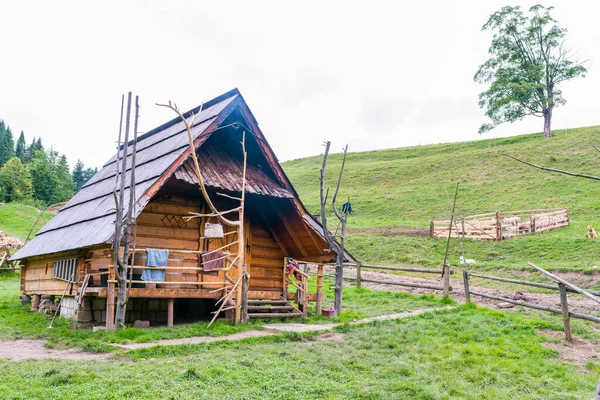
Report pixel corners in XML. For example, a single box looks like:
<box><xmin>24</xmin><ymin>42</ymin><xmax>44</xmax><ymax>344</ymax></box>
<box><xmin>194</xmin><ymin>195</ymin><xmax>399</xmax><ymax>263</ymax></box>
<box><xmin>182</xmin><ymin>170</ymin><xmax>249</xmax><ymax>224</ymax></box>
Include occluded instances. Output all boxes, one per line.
<box><xmin>248</xmin><ymin>221</ymin><xmax>284</xmax><ymax>291</ymax></box>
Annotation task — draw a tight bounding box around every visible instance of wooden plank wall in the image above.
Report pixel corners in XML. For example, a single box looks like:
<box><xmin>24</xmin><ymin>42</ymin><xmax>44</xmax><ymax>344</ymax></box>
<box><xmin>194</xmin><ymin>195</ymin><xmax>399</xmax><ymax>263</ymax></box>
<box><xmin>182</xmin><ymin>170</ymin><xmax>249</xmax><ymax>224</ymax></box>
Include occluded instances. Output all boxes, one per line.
<box><xmin>22</xmin><ymin>251</ymin><xmax>81</xmax><ymax>295</ymax></box>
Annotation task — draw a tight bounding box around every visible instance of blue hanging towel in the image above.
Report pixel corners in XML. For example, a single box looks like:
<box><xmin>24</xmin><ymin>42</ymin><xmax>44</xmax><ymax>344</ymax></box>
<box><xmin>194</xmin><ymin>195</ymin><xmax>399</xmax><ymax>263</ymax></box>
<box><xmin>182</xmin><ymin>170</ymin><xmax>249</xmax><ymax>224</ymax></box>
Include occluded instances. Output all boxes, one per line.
<box><xmin>342</xmin><ymin>201</ymin><xmax>353</xmax><ymax>215</ymax></box>
<box><xmin>141</xmin><ymin>248</ymin><xmax>168</xmax><ymax>282</ymax></box>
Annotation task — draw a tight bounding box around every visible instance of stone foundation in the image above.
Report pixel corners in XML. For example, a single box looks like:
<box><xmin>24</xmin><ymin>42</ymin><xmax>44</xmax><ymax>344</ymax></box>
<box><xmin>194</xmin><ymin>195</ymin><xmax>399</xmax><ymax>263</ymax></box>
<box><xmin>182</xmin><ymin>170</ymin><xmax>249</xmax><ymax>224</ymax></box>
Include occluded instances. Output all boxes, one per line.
<box><xmin>64</xmin><ymin>297</ymin><xmax>216</xmax><ymax>327</ymax></box>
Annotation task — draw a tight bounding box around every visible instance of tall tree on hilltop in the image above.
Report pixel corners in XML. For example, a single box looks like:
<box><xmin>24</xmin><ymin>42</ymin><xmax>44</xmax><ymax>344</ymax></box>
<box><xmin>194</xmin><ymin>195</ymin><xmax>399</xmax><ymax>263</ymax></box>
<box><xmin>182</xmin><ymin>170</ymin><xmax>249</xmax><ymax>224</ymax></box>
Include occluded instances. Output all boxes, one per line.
<box><xmin>0</xmin><ymin>157</ymin><xmax>33</xmax><ymax>202</ymax></box>
<box><xmin>72</xmin><ymin>159</ymin><xmax>85</xmax><ymax>191</ymax></box>
<box><xmin>15</xmin><ymin>131</ymin><xmax>26</xmax><ymax>162</ymax></box>
<box><xmin>474</xmin><ymin>5</ymin><xmax>588</xmax><ymax>138</ymax></box>
<box><xmin>52</xmin><ymin>154</ymin><xmax>75</xmax><ymax>203</ymax></box>
<box><xmin>72</xmin><ymin>160</ymin><xmax>96</xmax><ymax>192</ymax></box>
<box><xmin>29</xmin><ymin>149</ymin><xmax>55</xmax><ymax>204</ymax></box>
<box><xmin>0</xmin><ymin>121</ymin><xmax>15</xmax><ymax>166</ymax></box>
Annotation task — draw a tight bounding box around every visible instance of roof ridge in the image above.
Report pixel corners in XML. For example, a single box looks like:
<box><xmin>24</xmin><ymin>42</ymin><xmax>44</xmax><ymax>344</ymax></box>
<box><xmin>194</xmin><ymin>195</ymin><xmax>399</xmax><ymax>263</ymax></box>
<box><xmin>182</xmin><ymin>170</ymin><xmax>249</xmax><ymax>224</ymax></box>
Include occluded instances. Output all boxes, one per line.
<box><xmin>120</xmin><ymin>88</ymin><xmax>240</xmax><ymax>149</ymax></box>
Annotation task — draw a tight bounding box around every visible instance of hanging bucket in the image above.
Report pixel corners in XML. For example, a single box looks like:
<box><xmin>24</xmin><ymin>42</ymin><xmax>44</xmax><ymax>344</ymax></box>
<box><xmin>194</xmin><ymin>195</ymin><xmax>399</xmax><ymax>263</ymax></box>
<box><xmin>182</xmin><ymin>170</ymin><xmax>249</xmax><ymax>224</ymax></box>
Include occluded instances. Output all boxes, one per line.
<box><xmin>204</xmin><ymin>222</ymin><xmax>224</xmax><ymax>239</ymax></box>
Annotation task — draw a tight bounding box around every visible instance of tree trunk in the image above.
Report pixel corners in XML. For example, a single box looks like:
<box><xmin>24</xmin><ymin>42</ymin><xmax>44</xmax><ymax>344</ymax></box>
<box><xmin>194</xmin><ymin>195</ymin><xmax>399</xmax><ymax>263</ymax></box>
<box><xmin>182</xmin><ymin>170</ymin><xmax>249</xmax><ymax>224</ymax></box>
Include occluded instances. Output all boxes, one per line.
<box><xmin>115</xmin><ymin>268</ymin><xmax>128</xmax><ymax>326</ymax></box>
<box><xmin>543</xmin><ymin>108</ymin><xmax>552</xmax><ymax>138</ymax></box>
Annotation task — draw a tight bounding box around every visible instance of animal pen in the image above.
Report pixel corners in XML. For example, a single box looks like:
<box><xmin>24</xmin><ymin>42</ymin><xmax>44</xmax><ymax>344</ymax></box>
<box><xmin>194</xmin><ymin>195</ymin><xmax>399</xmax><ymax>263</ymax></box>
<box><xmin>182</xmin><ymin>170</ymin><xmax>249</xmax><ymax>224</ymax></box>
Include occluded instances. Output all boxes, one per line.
<box><xmin>430</xmin><ymin>207</ymin><xmax>569</xmax><ymax>240</ymax></box>
<box><xmin>10</xmin><ymin>89</ymin><xmax>353</xmax><ymax>329</ymax></box>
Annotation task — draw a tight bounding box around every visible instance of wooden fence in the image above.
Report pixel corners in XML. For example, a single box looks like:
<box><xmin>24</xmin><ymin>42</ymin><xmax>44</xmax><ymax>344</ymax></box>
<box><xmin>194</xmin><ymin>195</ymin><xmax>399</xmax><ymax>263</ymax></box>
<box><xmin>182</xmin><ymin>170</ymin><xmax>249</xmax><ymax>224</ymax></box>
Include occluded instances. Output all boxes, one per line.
<box><xmin>309</xmin><ymin>262</ymin><xmax>453</xmax><ymax>296</ymax></box>
<box><xmin>464</xmin><ymin>261</ymin><xmax>600</xmax><ymax>341</ymax></box>
<box><xmin>430</xmin><ymin>207</ymin><xmax>569</xmax><ymax>241</ymax></box>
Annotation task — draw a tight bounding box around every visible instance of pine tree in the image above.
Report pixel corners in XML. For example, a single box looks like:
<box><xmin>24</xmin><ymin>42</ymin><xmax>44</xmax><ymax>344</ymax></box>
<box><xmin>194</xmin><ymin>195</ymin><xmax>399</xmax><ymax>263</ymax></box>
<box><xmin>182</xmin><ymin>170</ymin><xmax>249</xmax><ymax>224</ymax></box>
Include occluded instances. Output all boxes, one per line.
<box><xmin>82</xmin><ymin>167</ymin><xmax>98</xmax><ymax>184</ymax></box>
<box><xmin>15</xmin><ymin>131</ymin><xmax>26</xmax><ymax>162</ymax></box>
<box><xmin>72</xmin><ymin>159</ymin><xmax>85</xmax><ymax>191</ymax></box>
<box><xmin>0</xmin><ymin>157</ymin><xmax>33</xmax><ymax>202</ymax></box>
<box><xmin>0</xmin><ymin>120</ymin><xmax>14</xmax><ymax>167</ymax></box>
<box><xmin>29</xmin><ymin>149</ymin><xmax>55</xmax><ymax>204</ymax></box>
<box><xmin>52</xmin><ymin>154</ymin><xmax>75</xmax><ymax>203</ymax></box>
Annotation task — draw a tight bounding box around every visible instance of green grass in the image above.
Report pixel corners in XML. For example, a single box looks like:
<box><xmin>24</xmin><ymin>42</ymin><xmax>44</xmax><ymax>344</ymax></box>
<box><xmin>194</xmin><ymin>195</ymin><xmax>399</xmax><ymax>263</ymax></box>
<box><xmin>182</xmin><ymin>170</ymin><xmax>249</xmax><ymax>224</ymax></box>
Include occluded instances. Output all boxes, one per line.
<box><xmin>0</xmin><ymin>271</ymin><xmax>448</xmax><ymax>348</ymax></box>
<box><xmin>0</xmin><ymin>203</ymin><xmax>55</xmax><ymax>241</ymax></box>
<box><xmin>0</xmin><ymin>304</ymin><xmax>597</xmax><ymax>399</ymax></box>
<box><xmin>283</xmin><ymin>126</ymin><xmax>600</xmax><ymax>271</ymax></box>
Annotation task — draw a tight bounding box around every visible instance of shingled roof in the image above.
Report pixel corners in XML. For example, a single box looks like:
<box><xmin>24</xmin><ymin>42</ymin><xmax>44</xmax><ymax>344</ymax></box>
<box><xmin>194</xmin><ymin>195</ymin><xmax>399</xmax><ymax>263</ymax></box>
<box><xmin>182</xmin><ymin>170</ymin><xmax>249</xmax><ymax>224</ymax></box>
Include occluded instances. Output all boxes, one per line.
<box><xmin>12</xmin><ymin>89</ymin><xmax>353</xmax><ymax>262</ymax></box>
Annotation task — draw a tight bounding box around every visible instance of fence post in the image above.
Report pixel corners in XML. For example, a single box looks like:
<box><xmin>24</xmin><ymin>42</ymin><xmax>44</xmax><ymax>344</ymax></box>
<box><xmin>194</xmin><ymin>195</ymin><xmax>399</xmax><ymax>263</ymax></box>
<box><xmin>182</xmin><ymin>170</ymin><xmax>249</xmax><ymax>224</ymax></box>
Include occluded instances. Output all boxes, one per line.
<box><xmin>558</xmin><ymin>283</ymin><xmax>572</xmax><ymax>342</ymax></box>
<box><xmin>461</xmin><ymin>218</ymin><xmax>466</xmax><ymax>237</ymax></box>
<box><xmin>356</xmin><ymin>261</ymin><xmax>362</xmax><ymax>288</ymax></box>
<box><xmin>463</xmin><ymin>270</ymin><xmax>471</xmax><ymax>303</ymax></box>
<box><xmin>316</xmin><ymin>264</ymin><xmax>323</xmax><ymax>315</ymax></box>
<box><xmin>429</xmin><ymin>219</ymin><xmax>434</xmax><ymax>238</ymax></box>
<box><xmin>495</xmin><ymin>211</ymin><xmax>501</xmax><ymax>240</ymax></box>
<box><xmin>443</xmin><ymin>264</ymin><xmax>451</xmax><ymax>296</ymax></box>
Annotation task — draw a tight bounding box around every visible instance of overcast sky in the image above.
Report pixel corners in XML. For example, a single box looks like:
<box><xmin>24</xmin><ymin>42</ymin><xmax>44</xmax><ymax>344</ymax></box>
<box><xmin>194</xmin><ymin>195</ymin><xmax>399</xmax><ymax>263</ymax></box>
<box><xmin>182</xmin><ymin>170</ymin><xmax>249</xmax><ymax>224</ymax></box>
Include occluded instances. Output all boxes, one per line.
<box><xmin>1</xmin><ymin>0</ymin><xmax>598</xmax><ymax>169</ymax></box>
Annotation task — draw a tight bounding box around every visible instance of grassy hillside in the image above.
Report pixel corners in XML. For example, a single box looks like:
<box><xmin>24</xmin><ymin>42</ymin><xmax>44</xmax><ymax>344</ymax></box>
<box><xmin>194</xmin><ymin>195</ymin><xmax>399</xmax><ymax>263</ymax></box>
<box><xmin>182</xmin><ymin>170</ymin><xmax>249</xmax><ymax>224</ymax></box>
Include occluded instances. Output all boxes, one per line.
<box><xmin>0</xmin><ymin>203</ymin><xmax>55</xmax><ymax>241</ymax></box>
<box><xmin>283</xmin><ymin>126</ymin><xmax>600</xmax><ymax>271</ymax></box>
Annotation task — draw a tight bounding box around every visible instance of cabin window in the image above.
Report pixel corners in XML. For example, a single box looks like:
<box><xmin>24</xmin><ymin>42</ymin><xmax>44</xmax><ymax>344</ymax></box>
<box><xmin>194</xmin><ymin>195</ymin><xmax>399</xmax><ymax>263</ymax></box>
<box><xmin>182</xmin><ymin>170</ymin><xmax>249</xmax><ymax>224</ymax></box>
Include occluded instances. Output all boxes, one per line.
<box><xmin>52</xmin><ymin>258</ymin><xmax>78</xmax><ymax>283</ymax></box>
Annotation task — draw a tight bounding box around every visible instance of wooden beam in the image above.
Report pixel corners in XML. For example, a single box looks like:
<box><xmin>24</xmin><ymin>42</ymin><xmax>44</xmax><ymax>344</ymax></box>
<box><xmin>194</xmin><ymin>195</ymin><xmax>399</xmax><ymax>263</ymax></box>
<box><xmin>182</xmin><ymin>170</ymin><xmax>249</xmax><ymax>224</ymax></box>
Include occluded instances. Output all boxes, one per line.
<box><xmin>269</xmin><ymin>199</ymin><xmax>307</xmax><ymax>257</ymax></box>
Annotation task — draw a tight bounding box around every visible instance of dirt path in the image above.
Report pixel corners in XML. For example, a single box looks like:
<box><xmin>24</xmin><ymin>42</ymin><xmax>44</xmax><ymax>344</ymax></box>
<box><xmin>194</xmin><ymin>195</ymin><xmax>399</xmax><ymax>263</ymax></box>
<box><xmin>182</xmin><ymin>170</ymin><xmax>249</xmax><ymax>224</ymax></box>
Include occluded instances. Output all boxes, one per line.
<box><xmin>0</xmin><ymin>307</ymin><xmax>450</xmax><ymax>359</ymax></box>
<box><xmin>116</xmin><ymin>307</ymin><xmax>450</xmax><ymax>350</ymax></box>
<box><xmin>0</xmin><ymin>340</ymin><xmax>112</xmax><ymax>361</ymax></box>
<box><xmin>335</xmin><ymin>266</ymin><xmax>600</xmax><ymax>314</ymax></box>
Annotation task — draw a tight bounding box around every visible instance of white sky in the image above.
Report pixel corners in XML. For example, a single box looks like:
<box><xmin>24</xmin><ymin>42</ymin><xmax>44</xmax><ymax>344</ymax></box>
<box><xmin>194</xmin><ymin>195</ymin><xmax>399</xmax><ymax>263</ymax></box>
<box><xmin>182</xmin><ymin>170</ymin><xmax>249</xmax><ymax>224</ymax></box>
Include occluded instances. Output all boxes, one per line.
<box><xmin>1</xmin><ymin>0</ymin><xmax>598</xmax><ymax>169</ymax></box>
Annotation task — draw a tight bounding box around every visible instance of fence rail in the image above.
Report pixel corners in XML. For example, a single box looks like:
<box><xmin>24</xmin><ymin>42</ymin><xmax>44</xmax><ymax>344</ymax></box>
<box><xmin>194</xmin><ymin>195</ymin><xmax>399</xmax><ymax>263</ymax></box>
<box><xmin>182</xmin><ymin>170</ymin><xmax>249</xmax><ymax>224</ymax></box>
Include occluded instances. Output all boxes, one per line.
<box><xmin>466</xmin><ymin>261</ymin><xmax>600</xmax><ymax>341</ymax></box>
<box><xmin>430</xmin><ymin>207</ymin><xmax>569</xmax><ymax>241</ymax></box>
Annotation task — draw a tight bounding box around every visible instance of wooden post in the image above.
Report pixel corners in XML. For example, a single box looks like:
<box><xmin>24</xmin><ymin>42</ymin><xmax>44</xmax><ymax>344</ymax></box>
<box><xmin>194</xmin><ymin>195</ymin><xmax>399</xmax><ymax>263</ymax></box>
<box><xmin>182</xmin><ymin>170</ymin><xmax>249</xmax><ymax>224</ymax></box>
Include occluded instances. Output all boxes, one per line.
<box><xmin>316</xmin><ymin>263</ymin><xmax>323</xmax><ymax>315</ymax></box>
<box><xmin>594</xmin><ymin>378</ymin><xmax>600</xmax><ymax>400</ymax></box>
<box><xmin>31</xmin><ymin>294</ymin><xmax>41</xmax><ymax>311</ymax></box>
<box><xmin>558</xmin><ymin>283</ymin><xmax>572</xmax><ymax>342</ymax></box>
<box><xmin>443</xmin><ymin>264</ymin><xmax>451</xmax><ymax>296</ymax></box>
<box><xmin>282</xmin><ymin>257</ymin><xmax>288</xmax><ymax>300</ymax></box>
<box><xmin>463</xmin><ymin>270</ymin><xmax>471</xmax><ymax>303</ymax></box>
<box><xmin>106</xmin><ymin>266</ymin><xmax>115</xmax><ymax>330</ymax></box>
<box><xmin>241</xmin><ymin>264</ymin><xmax>249</xmax><ymax>323</ymax></box>
<box><xmin>167</xmin><ymin>298</ymin><xmax>174</xmax><ymax>327</ymax></box>
<box><xmin>429</xmin><ymin>219</ymin><xmax>434</xmax><ymax>238</ymax></box>
<box><xmin>302</xmin><ymin>274</ymin><xmax>308</xmax><ymax>320</ymax></box>
<box><xmin>531</xmin><ymin>215</ymin><xmax>536</xmax><ymax>234</ymax></box>
<box><xmin>356</xmin><ymin>261</ymin><xmax>362</xmax><ymax>288</ymax></box>
<box><xmin>461</xmin><ymin>218</ymin><xmax>466</xmax><ymax>237</ymax></box>
<box><xmin>496</xmin><ymin>211</ymin><xmax>501</xmax><ymax>240</ymax></box>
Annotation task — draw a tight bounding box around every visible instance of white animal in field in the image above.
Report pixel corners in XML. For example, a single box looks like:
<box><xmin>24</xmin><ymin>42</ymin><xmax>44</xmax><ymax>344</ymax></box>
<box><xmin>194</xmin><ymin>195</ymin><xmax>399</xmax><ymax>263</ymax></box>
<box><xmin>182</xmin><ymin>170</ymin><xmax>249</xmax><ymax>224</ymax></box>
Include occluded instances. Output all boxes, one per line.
<box><xmin>459</xmin><ymin>256</ymin><xmax>476</xmax><ymax>265</ymax></box>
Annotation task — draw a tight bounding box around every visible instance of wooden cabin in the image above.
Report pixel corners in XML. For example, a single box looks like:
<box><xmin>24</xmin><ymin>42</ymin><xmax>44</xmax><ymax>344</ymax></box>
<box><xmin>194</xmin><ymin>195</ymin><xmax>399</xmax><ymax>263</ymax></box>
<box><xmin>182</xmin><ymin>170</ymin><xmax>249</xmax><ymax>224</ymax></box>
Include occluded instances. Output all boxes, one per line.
<box><xmin>11</xmin><ymin>89</ymin><xmax>353</xmax><ymax>327</ymax></box>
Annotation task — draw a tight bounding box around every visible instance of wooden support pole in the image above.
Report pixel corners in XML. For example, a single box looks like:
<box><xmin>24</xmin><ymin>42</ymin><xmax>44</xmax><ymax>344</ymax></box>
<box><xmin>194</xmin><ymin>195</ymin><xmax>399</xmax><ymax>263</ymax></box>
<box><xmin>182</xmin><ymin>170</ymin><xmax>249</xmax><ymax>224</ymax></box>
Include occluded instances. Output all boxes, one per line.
<box><xmin>558</xmin><ymin>283</ymin><xmax>572</xmax><ymax>342</ymax></box>
<box><xmin>282</xmin><ymin>257</ymin><xmax>288</xmax><ymax>299</ymax></box>
<box><xmin>595</xmin><ymin>378</ymin><xmax>600</xmax><ymax>400</ymax></box>
<box><xmin>167</xmin><ymin>298</ymin><xmax>174</xmax><ymax>327</ymax></box>
<box><xmin>241</xmin><ymin>264</ymin><xmax>249</xmax><ymax>323</ymax></box>
<box><xmin>106</xmin><ymin>267</ymin><xmax>115</xmax><ymax>330</ymax></box>
<box><xmin>316</xmin><ymin>263</ymin><xmax>323</xmax><ymax>315</ymax></box>
<box><xmin>31</xmin><ymin>294</ymin><xmax>41</xmax><ymax>311</ymax></box>
<box><xmin>463</xmin><ymin>270</ymin><xmax>471</xmax><ymax>303</ymax></box>
<box><xmin>356</xmin><ymin>261</ymin><xmax>362</xmax><ymax>288</ymax></box>
<box><xmin>302</xmin><ymin>274</ymin><xmax>308</xmax><ymax>320</ymax></box>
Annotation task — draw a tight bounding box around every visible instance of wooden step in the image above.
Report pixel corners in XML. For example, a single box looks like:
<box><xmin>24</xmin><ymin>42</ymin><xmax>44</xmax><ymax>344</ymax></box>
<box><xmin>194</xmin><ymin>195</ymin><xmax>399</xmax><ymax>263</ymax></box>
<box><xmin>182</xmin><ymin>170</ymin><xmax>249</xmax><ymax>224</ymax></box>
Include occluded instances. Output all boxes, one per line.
<box><xmin>248</xmin><ymin>311</ymin><xmax>303</xmax><ymax>319</ymax></box>
<box><xmin>248</xmin><ymin>305</ymin><xmax>296</xmax><ymax>312</ymax></box>
<box><xmin>248</xmin><ymin>299</ymin><xmax>288</xmax><ymax>305</ymax></box>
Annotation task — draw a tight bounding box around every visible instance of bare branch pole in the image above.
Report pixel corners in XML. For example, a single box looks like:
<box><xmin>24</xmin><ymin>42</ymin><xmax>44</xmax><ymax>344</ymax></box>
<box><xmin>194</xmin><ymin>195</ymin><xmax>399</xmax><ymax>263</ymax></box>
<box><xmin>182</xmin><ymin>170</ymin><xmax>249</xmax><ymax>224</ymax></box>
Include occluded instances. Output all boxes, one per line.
<box><xmin>442</xmin><ymin>183</ymin><xmax>459</xmax><ymax>296</ymax></box>
<box><xmin>113</xmin><ymin>92</ymin><xmax>133</xmax><ymax>329</ymax></box>
<box><xmin>157</xmin><ymin>101</ymin><xmax>247</xmax><ymax>324</ymax></box>
<box><xmin>124</xmin><ymin>96</ymin><xmax>140</xmax><ymax>305</ymax></box>
<box><xmin>505</xmin><ymin>153</ymin><xmax>600</xmax><ymax>181</ymax></box>
<box><xmin>320</xmin><ymin>141</ymin><xmax>349</xmax><ymax>314</ymax></box>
